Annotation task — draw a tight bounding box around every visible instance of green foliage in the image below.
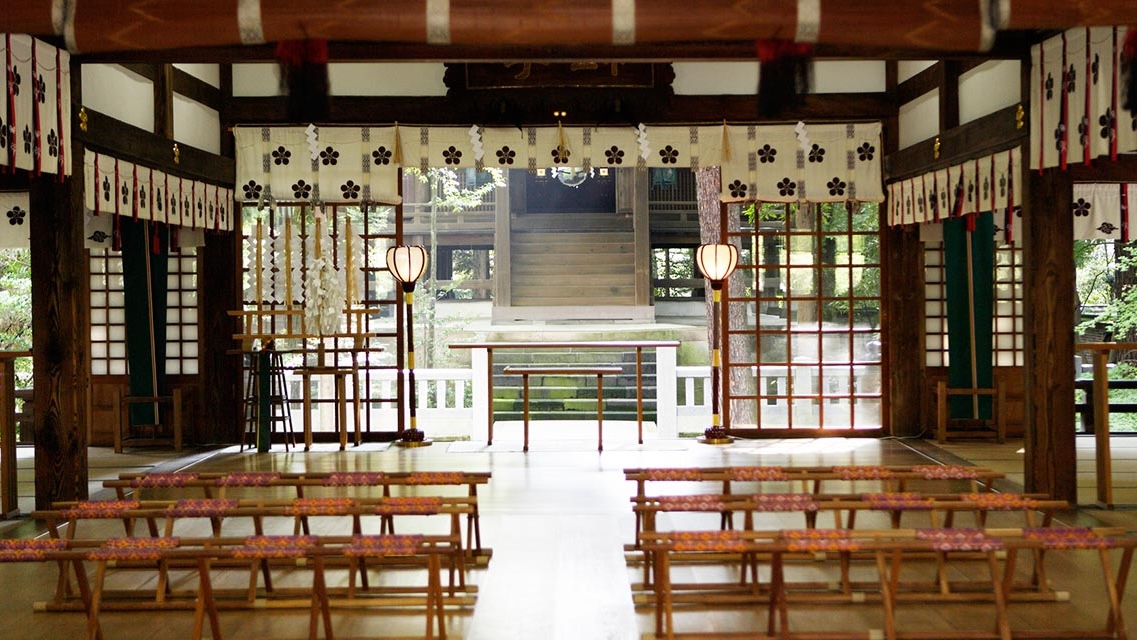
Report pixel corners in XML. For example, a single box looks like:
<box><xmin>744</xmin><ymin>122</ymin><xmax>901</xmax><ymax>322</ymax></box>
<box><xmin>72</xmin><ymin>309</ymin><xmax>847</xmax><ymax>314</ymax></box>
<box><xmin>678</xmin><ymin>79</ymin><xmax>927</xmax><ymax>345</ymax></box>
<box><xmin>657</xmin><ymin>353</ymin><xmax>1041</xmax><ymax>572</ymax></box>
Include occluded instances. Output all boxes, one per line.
<box><xmin>406</xmin><ymin>167</ymin><xmax>506</xmax><ymax>367</ymax></box>
<box><xmin>1079</xmin><ymin>243</ymin><xmax>1137</xmax><ymax>338</ymax></box>
<box><xmin>0</xmin><ymin>249</ymin><xmax>33</xmax><ymax>386</ymax></box>
<box><xmin>407</xmin><ymin>167</ymin><xmax>505</xmax><ymax>212</ymax></box>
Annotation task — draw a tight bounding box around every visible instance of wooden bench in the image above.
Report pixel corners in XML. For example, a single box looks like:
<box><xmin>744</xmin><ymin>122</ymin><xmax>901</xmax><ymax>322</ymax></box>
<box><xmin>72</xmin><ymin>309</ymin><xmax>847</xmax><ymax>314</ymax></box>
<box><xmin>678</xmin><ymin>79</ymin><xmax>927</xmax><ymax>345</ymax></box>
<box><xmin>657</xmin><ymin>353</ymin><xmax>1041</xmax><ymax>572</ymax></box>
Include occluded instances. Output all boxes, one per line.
<box><xmin>623</xmin><ymin>465</ymin><xmax>1006</xmax><ymax>548</ymax></box>
<box><xmin>631</xmin><ymin>491</ymin><xmax>1068</xmax><ymax>590</ymax></box>
<box><xmin>501</xmin><ymin>365</ymin><xmax>622</xmax><ymax>452</ymax></box>
<box><xmin>0</xmin><ymin>533</ymin><xmax>456</xmax><ymax>640</ymax></box>
<box><xmin>31</xmin><ymin>497</ymin><xmax>475</xmax><ymax>613</ymax></box>
<box><xmin>639</xmin><ymin>526</ymin><xmax>1137</xmax><ymax>640</ymax></box>
<box><xmin>104</xmin><ymin>470</ymin><xmax>492</xmax><ymax>559</ymax></box>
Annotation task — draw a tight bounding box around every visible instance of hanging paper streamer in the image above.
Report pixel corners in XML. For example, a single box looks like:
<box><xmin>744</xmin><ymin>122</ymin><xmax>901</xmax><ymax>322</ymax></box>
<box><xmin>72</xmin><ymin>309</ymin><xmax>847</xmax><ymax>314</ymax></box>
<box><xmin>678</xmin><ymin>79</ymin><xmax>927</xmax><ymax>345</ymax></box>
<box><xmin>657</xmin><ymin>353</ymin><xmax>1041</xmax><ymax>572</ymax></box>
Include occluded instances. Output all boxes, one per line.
<box><xmin>794</xmin><ymin>121</ymin><xmax>811</xmax><ymax>152</ymax></box>
<box><xmin>636</xmin><ymin>123</ymin><xmax>650</xmax><ymax>161</ymax></box>
<box><xmin>468</xmin><ymin>125</ymin><xmax>484</xmax><ymax>167</ymax></box>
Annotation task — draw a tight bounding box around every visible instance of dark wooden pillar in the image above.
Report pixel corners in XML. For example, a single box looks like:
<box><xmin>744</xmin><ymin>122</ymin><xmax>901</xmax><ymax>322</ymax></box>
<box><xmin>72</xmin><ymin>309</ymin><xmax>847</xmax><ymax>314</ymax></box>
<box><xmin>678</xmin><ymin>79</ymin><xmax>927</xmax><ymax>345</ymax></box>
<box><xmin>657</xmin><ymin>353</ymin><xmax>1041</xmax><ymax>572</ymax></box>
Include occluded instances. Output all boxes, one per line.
<box><xmin>1023</xmin><ymin>169</ymin><xmax>1076</xmax><ymax>502</ymax></box>
<box><xmin>30</xmin><ymin>168</ymin><xmax>91</xmax><ymax>509</ymax></box>
<box><xmin>197</xmin><ymin>232</ymin><xmax>242</xmax><ymax>444</ymax></box>
<box><xmin>196</xmin><ymin>63</ymin><xmax>242</xmax><ymax>444</ymax></box>
<box><xmin>884</xmin><ymin>225</ymin><xmax>925</xmax><ymax>436</ymax></box>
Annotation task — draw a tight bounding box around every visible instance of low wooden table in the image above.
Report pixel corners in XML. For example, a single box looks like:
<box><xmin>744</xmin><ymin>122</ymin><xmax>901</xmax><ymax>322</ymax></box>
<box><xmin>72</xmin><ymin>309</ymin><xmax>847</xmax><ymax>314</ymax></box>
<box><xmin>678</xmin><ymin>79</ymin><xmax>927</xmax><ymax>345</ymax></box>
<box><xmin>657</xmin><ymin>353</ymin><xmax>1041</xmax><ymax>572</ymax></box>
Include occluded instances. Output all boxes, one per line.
<box><xmin>297</xmin><ymin>366</ymin><xmax>360</xmax><ymax>451</ymax></box>
<box><xmin>503</xmin><ymin>366</ymin><xmax>622</xmax><ymax>452</ymax></box>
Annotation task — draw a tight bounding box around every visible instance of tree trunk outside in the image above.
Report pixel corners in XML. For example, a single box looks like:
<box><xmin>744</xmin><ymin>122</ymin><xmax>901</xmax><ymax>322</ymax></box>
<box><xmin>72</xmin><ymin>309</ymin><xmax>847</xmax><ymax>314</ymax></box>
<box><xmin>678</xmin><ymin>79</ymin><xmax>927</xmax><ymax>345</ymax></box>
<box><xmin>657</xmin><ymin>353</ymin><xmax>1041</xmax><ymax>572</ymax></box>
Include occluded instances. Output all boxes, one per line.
<box><xmin>694</xmin><ymin>167</ymin><xmax>753</xmax><ymax>426</ymax></box>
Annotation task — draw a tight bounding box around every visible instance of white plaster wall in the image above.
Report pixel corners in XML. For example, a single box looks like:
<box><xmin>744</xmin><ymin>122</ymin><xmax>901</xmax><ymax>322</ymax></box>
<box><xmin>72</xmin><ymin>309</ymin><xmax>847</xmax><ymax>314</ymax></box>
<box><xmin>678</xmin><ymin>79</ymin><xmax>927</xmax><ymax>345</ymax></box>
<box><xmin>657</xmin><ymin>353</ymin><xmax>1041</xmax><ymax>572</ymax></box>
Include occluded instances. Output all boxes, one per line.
<box><xmin>234</xmin><ymin>62</ymin><xmax>449</xmax><ymax>97</ymax></box>
<box><xmin>812</xmin><ymin>61</ymin><xmax>886</xmax><ymax>93</ymax></box>
<box><xmin>173</xmin><ymin>95</ymin><xmax>220</xmax><ymax>154</ymax></box>
<box><xmin>173</xmin><ymin>63</ymin><xmax>220</xmax><ymax>88</ymax></box>
<box><xmin>898</xmin><ymin>60</ymin><xmax>935</xmax><ymax>83</ymax></box>
<box><xmin>673</xmin><ymin>62</ymin><xmax>758</xmax><ymax>95</ymax></box>
<box><xmin>81</xmin><ymin>64</ymin><xmax>154</xmax><ymax>132</ymax></box>
<box><xmin>958</xmin><ymin>60</ymin><xmax>1021</xmax><ymax>125</ymax></box>
<box><xmin>328</xmin><ymin>63</ymin><xmax>447</xmax><ymax>96</ymax></box>
<box><xmin>232</xmin><ymin>63</ymin><xmax>281</xmax><ymax>97</ymax></box>
<box><xmin>898</xmin><ymin>90</ymin><xmax>939</xmax><ymax>149</ymax></box>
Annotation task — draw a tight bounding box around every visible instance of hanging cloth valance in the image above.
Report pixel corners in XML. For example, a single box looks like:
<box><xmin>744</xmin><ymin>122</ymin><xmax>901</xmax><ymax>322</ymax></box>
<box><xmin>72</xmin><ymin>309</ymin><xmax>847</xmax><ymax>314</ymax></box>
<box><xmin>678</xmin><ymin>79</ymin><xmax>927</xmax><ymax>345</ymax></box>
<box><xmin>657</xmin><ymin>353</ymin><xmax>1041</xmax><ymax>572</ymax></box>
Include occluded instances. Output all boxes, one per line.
<box><xmin>0</xmin><ymin>34</ymin><xmax>72</xmax><ymax>177</ymax></box>
<box><xmin>83</xmin><ymin>149</ymin><xmax>235</xmax><ymax>232</ymax></box>
<box><xmin>1071</xmin><ymin>183</ymin><xmax>1137</xmax><ymax>241</ymax></box>
<box><xmin>887</xmin><ymin>147</ymin><xmax>1023</xmax><ymax>244</ymax></box>
<box><xmin>1031</xmin><ymin>26</ymin><xmax>1137</xmax><ymax>171</ymax></box>
<box><xmin>233</xmin><ymin>122</ymin><xmax>885</xmax><ymax>206</ymax></box>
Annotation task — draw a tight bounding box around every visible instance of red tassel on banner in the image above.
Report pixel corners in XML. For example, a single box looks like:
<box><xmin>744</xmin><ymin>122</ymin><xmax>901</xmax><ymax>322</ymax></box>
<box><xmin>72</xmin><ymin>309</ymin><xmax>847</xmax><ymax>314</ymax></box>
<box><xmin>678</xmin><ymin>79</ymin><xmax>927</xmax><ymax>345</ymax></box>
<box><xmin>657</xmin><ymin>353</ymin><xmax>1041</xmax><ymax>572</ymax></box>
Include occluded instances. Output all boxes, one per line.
<box><xmin>1123</xmin><ymin>27</ymin><xmax>1137</xmax><ymax>112</ymax></box>
<box><xmin>112</xmin><ymin>214</ymin><xmax>121</xmax><ymax>252</ymax></box>
<box><xmin>1122</xmin><ymin>184</ymin><xmax>1130</xmax><ymax>243</ymax></box>
<box><xmin>755</xmin><ymin>40</ymin><xmax>813</xmax><ymax>118</ymax></box>
<box><xmin>274</xmin><ymin>39</ymin><xmax>329</xmax><ymax>123</ymax></box>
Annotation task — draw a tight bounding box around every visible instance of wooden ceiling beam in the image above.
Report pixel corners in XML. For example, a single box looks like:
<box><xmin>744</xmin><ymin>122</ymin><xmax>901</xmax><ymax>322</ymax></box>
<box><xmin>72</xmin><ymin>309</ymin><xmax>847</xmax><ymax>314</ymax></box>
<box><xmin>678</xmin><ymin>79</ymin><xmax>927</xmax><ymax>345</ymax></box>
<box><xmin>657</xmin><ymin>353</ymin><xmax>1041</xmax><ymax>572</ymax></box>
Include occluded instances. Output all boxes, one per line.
<box><xmin>227</xmin><ymin>92</ymin><xmax>895</xmax><ymax>128</ymax></box>
<box><xmin>8</xmin><ymin>0</ymin><xmax>998</xmax><ymax>54</ymax></box>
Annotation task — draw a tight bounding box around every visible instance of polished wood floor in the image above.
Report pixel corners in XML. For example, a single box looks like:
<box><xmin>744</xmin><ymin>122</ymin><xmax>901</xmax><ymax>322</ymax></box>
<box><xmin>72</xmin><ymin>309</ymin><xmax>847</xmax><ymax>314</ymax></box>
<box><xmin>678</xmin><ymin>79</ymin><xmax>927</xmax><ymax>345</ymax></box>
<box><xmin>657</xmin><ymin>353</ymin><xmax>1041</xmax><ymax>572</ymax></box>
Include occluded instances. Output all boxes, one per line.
<box><xmin>4</xmin><ymin>421</ymin><xmax>1137</xmax><ymax>639</ymax></box>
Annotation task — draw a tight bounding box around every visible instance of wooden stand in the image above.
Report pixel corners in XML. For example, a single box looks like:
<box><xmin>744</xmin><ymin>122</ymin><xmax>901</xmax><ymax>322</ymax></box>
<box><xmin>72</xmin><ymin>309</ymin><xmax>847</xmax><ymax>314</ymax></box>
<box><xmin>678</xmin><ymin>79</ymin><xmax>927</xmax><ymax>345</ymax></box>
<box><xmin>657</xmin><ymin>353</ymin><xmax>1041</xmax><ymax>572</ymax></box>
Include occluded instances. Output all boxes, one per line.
<box><xmin>114</xmin><ymin>388</ymin><xmax>184</xmax><ymax>453</ymax></box>
<box><xmin>503</xmin><ymin>365</ymin><xmax>621</xmax><ymax>452</ymax></box>
<box><xmin>298</xmin><ymin>366</ymin><xmax>360</xmax><ymax>451</ymax></box>
<box><xmin>935</xmin><ymin>380</ymin><xmax>1005</xmax><ymax>443</ymax></box>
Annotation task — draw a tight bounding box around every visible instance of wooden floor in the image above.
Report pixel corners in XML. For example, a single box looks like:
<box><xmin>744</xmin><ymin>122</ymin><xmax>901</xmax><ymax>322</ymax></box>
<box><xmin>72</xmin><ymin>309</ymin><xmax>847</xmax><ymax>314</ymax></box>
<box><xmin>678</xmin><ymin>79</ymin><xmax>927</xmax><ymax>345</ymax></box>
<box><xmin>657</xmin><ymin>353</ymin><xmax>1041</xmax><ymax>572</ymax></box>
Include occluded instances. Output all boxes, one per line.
<box><xmin>4</xmin><ymin>421</ymin><xmax>1137</xmax><ymax>639</ymax></box>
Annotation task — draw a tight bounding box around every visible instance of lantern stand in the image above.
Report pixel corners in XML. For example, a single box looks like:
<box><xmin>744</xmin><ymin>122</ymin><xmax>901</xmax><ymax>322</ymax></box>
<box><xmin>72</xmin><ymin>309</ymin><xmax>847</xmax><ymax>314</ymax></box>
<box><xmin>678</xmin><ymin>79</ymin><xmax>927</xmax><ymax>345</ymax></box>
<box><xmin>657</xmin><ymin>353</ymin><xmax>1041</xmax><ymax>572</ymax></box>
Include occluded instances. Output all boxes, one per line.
<box><xmin>695</xmin><ymin>243</ymin><xmax>739</xmax><ymax>444</ymax></box>
<box><xmin>386</xmin><ymin>245</ymin><xmax>431</xmax><ymax>447</ymax></box>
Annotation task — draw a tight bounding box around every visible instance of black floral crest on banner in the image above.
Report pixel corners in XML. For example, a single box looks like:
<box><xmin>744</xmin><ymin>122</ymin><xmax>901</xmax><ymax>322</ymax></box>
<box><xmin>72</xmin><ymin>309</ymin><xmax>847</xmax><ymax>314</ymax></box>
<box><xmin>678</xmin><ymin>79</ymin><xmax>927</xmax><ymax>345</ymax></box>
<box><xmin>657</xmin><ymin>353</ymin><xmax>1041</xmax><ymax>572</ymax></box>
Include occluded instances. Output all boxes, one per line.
<box><xmin>320</xmin><ymin>146</ymin><xmax>339</xmax><ymax>166</ymax></box>
<box><xmin>496</xmin><ymin>146</ymin><xmax>516</xmax><ymax>165</ymax></box>
<box><xmin>727</xmin><ymin>180</ymin><xmax>747</xmax><ymax>199</ymax></box>
<box><xmin>550</xmin><ymin>145</ymin><xmax>570</xmax><ymax>164</ymax></box>
<box><xmin>1100</xmin><ymin>110</ymin><xmax>1115</xmax><ymax>139</ymax></box>
<box><xmin>827</xmin><ymin>177</ymin><xmax>847</xmax><ymax>197</ymax></box>
<box><xmin>757</xmin><ymin>144</ymin><xmax>777</xmax><ymax>164</ymax></box>
<box><xmin>292</xmin><ymin>180</ymin><xmax>312</xmax><ymax>199</ymax></box>
<box><xmin>442</xmin><ymin>145</ymin><xmax>463</xmax><ymax>165</ymax></box>
<box><xmin>47</xmin><ymin>129</ymin><xmax>58</xmax><ymax>157</ymax></box>
<box><xmin>1098</xmin><ymin>222</ymin><xmax>1118</xmax><ymax>234</ymax></box>
<box><xmin>605</xmin><ymin>146</ymin><xmax>624</xmax><ymax>165</ymax></box>
<box><xmin>777</xmin><ymin>178</ymin><xmax>796</xmax><ymax>197</ymax></box>
<box><xmin>658</xmin><ymin>145</ymin><xmax>679</xmax><ymax>164</ymax></box>
<box><xmin>807</xmin><ymin>144</ymin><xmax>825</xmax><ymax>163</ymax></box>
<box><xmin>372</xmin><ymin>147</ymin><xmax>392</xmax><ymax>165</ymax></box>
<box><xmin>102</xmin><ymin>177</ymin><xmax>111</xmax><ymax>202</ymax></box>
<box><xmin>341</xmin><ymin>180</ymin><xmax>361</xmax><ymax>199</ymax></box>
<box><xmin>243</xmin><ymin>181</ymin><xmax>262</xmax><ymax>200</ymax></box>
<box><xmin>1072</xmin><ymin>198</ymin><xmax>1091</xmax><ymax>217</ymax></box>
<box><xmin>1045</xmin><ymin>73</ymin><xmax>1054</xmax><ymax>100</ymax></box>
<box><xmin>6</xmin><ymin>206</ymin><xmax>26</xmax><ymax>226</ymax></box>
<box><xmin>272</xmin><ymin>146</ymin><xmax>291</xmax><ymax>165</ymax></box>
<box><xmin>856</xmin><ymin>142</ymin><xmax>875</xmax><ymax>161</ymax></box>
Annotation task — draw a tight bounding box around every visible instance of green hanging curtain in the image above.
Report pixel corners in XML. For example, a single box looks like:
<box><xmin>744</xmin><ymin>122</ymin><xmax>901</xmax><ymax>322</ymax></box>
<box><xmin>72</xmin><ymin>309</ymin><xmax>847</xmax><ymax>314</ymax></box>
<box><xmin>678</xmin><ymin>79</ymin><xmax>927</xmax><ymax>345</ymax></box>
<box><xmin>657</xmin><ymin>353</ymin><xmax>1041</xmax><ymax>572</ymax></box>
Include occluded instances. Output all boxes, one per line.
<box><xmin>120</xmin><ymin>218</ymin><xmax>169</xmax><ymax>427</ymax></box>
<box><xmin>943</xmin><ymin>212</ymin><xmax>994</xmax><ymax>419</ymax></box>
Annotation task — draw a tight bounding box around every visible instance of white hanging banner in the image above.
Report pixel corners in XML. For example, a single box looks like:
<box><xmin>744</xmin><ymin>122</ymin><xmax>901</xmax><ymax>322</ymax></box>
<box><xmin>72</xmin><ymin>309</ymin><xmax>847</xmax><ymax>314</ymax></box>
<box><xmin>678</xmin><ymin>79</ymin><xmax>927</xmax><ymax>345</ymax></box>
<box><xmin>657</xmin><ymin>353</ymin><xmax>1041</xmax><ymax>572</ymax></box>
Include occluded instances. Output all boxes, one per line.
<box><xmin>1032</xmin><ymin>26</ymin><xmax>1137</xmax><ymax>170</ymax></box>
<box><xmin>0</xmin><ymin>191</ymin><xmax>30</xmax><ymax>248</ymax></box>
<box><xmin>8</xmin><ymin>35</ymin><xmax>34</xmax><ymax>172</ymax></box>
<box><xmin>81</xmin><ymin>149</ymin><xmax>232</xmax><ymax>235</ymax></box>
<box><xmin>83</xmin><ymin>210</ymin><xmax>114</xmax><ymax>250</ymax></box>
<box><xmin>1072</xmin><ymin>183</ymin><xmax>1126</xmax><ymax>241</ymax></box>
<box><xmin>235</xmin><ymin>122</ymin><xmax>885</xmax><ymax>205</ymax></box>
